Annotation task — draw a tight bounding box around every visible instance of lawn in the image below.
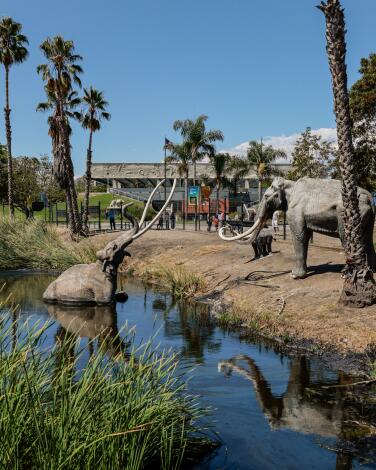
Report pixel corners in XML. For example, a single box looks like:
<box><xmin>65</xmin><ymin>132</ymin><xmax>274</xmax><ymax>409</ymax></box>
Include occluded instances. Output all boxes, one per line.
<box><xmin>0</xmin><ymin>192</ymin><xmax>154</xmax><ymax>225</ymax></box>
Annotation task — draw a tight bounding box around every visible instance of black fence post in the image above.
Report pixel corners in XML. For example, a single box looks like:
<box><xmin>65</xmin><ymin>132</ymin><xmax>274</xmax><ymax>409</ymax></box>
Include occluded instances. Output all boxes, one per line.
<box><xmin>120</xmin><ymin>201</ymin><xmax>123</xmax><ymax>230</ymax></box>
<box><xmin>65</xmin><ymin>202</ymin><xmax>68</xmax><ymax>227</ymax></box>
<box><xmin>98</xmin><ymin>201</ymin><xmax>101</xmax><ymax>231</ymax></box>
<box><xmin>283</xmin><ymin>211</ymin><xmax>286</xmax><ymax>240</ymax></box>
<box><xmin>56</xmin><ymin>203</ymin><xmax>58</xmax><ymax>226</ymax></box>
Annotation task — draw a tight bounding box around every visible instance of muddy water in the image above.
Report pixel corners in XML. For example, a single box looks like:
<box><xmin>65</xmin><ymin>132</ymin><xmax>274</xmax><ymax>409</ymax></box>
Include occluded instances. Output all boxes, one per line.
<box><xmin>0</xmin><ymin>271</ymin><xmax>375</xmax><ymax>470</ymax></box>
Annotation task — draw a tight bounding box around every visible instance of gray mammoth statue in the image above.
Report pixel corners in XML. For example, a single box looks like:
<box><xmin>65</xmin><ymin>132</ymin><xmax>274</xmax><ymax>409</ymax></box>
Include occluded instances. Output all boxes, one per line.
<box><xmin>43</xmin><ymin>179</ymin><xmax>177</xmax><ymax>304</ymax></box>
<box><xmin>219</xmin><ymin>177</ymin><xmax>376</xmax><ymax>279</ymax></box>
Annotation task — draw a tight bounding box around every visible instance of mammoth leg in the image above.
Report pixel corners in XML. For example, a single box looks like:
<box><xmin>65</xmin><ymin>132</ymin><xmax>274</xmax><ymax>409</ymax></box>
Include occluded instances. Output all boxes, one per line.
<box><xmin>266</xmin><ymin>236</ymin><xmax>273</xmax><ymax>254</ymax></box>
<box><xmin>290</xmin><ymin>222</ymin><xmax>311</xmax><ymax>279</ymax></box>
<box><xmin>261</xmin><ymin>237</ymin><xmax>268</xmax><ymax>256</ymax></box>
<box><xmin>252</xmin><ymin>241</ymin><xmax>259</xmax><ymax>258</ymax></box>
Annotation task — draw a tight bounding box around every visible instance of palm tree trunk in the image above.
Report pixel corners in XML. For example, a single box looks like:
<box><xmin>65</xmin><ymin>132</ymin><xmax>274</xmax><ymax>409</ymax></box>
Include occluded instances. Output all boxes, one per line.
<box><xmin>83</xmin><ymin>130</ymin><xmax>93</xmax><ymax>233</ymax></box>
<box><xmin>62</xmin><ymin>120</ymin><xmax>82</xmax><ymax>237</ymax></box>
<box><xmin>4</xmin><ymin>65</ymin><xmax>14</xmax><ymax>222</ymax></box>
<box><xmin>320</xmin><ymin>0</ymin><xmax>376</xmax><ymax>307</ymax></box>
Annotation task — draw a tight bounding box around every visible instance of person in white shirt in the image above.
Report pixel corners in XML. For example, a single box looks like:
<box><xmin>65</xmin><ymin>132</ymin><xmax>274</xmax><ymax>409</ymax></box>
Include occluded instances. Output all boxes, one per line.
<box><xmin>272</xmin><ymin>211</ymin><xmax>279</xmax><ymax>235</ymax></box>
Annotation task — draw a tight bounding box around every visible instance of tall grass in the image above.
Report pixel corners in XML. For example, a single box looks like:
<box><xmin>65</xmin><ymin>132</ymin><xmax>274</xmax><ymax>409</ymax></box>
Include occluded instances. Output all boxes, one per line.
<box><xmin>0</xmin><ymin>220</ymin><xmax>97</xmax><ymax>270</ymax></box>
<box><xmin>0</xmin><ymin>321</ymin><xmax>211</xmax><ymax>469</ymax></box>
<box><xmin>140</xmin><ymin>264</ymin><xmax>206</xmax><ymax>300</ymax></box>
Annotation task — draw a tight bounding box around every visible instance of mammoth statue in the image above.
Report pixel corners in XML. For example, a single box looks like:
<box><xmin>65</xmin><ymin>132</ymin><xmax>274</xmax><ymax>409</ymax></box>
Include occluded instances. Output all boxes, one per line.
<box><xmin>219</xmin><ymin>177</ymin><xmax>376</xmax><ymax>279</ymax></box>
<box><xmin>43</xmin><ymin>179</ymin><xmax>177</xmax><ymax>305</ymax></box>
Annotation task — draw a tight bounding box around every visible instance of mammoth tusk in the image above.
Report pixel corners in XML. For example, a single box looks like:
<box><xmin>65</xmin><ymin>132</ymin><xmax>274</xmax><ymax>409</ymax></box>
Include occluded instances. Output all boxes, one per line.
<box><xmin>139</xmin><ymin>179</ymin><xmax>166</xmax><ymax>227</ymax></box>
<box><xmin>218</xmin><ymin>219</ymin><xmax>261</xmax><ymax>241</ymax></box>
<box><xmin>131</xmin><ymin>179</ymin><xmax>177</xmax><ymax>241</ymax></box>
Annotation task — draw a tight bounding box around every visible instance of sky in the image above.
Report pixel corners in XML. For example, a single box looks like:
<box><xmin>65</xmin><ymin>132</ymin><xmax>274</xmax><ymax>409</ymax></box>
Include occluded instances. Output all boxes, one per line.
<box><xmin>1</xmin><ymin>0</ymin><xmax>375</xmax><ymax>174</ymax></box>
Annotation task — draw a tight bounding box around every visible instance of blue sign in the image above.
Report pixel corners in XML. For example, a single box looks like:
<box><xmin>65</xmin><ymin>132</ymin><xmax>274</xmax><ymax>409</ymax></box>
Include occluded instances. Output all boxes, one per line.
<box><xmin>189</xmin><ymin>186</ymin><xmax>200</xmax><ymax>198</ymax></box>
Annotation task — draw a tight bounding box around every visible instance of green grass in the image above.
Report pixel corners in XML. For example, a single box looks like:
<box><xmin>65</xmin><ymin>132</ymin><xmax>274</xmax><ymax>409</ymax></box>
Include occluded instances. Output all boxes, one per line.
<box><xmin>0</xmin><ymin>320</ymin><xmax>211</xmax><ymax>469</ymax></box>
<box><xmin>0</xmin><ymin>220</ymin><xmax>97</xmax><ymax>271</ymax></box>
<box><xmin>0</xmin><ymin>193</ymin><xmax>154</xmax><ymax>223</ymax></box>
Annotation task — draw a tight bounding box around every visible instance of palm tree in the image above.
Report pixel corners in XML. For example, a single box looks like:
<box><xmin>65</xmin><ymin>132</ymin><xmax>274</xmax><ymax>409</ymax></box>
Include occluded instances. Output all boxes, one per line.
<box><xmin>208</xmin><ymin>152</ymin><xmax>230</xmax><ymax>214</ymax></box>
<box><xmin>226</xmin><ymin>154</ymin><xmax>249</xmax><ymax>198</ymax></box>
<box><xmin>81</xmin><ymin>87</ymin><xmax>110</xmax><ymax>232</ymax></box>
<box><xmin>165</xmin><ymin>141</ymin><xmax>191</xmax><ymax>227</ymax></box>
<box><xmin>245</xmin><ymin>140</ymin><xmax>286</xmax><ymax>202</ymax></box>
<box><xmin>0</xmin><ymin>17</ymin><xmax>28</xmax><ymax>222</ymax></box>
<box><xmin>37</xmin><ymin>36</ymin><xmax>83</xmax><ymax>237</ymax></box>
<box><xmin>173</xmin><ymin>115</ymin><xmax>224</xmax><ymax>183</ymax></box>
<box><xmin>173</xmin><ymin>115</ymin><xmax>224</xmax><ymax>225</ymax></box>
<box><xmin>319</xmin><ymin>0</ymin><xmax>376</xmax><ymax>307</ymax></box>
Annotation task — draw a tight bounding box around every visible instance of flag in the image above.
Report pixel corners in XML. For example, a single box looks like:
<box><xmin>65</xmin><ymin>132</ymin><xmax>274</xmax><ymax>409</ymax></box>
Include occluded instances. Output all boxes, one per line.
<box><xmin>164</xmin><ymin>137</ymin><xmax>173</xmax><ymax>149</ymax></box>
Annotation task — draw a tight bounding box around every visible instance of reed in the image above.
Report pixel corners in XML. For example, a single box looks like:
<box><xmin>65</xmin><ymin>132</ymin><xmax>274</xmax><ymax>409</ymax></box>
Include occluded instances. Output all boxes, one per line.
<box><xmin>141</xmin><ymin>264</ymin><xmax>206</xmax><ymax>300</ymax></box>
<box><xmin>0</xmin><ymin>220</ymin><xmax>97</xmax><ymax>270</ymax></box>
<box><xmin>0</xmin><ymin>320</ymin><xmax>211</xmax><ymax>469</ymax></box>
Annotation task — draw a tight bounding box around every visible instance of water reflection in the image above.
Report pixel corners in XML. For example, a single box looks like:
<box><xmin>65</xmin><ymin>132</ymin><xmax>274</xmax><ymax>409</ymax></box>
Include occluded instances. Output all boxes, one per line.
<box><xmin>219</xmin><ymin>354</ymin><xmax>376</xmax><ymax>468</ymax></box>
<box><xmin>46</xmin><ymin>303</ymin><xmax>127</xmax><ymax>360</ymax></box>
<box><xmin>164</xmin><ymin>301</ymin><xmax>221</xmax><ymax>363</ymax></box>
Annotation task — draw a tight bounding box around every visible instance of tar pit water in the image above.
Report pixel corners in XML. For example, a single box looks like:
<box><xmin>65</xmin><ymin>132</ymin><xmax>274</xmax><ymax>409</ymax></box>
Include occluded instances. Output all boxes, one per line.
<box><xmin>1</xmin><ymin>272</ymin><xmax>376</xmax><ymax>470</ymax></box>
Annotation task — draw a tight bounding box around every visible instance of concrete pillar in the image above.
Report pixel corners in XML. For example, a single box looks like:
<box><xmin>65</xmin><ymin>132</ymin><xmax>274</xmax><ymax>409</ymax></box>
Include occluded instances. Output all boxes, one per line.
<box><xmin>244</xmin><ymin>179</ymin><xmax>250</xmax><ymax>190</ymax></box>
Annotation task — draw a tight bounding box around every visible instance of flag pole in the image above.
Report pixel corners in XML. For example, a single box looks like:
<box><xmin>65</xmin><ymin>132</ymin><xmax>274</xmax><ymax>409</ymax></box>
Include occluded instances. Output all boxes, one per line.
<box><xmin>164</xmin><ymin>138</ymin><xmax>167</xmax><ymax>228</ymax></box>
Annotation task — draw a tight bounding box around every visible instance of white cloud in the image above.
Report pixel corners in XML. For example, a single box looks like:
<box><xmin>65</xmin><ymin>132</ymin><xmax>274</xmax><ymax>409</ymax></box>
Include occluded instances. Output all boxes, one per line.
<box><xmin>220</xmin><ymin>128</ymin><xmax>338</xmax><ymax>163</ymax></box>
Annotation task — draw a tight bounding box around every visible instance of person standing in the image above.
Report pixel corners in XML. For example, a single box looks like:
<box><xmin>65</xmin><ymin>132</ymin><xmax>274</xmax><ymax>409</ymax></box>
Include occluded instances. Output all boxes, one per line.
<box><xmin>213</xmin><ymin>213</ymin><xmax>219</xmax><ymax>231</ymax></box>
<box><xmin>109</xmin><ymin>208</ymin><xmax>116</xmax><ymax>230</ymax></box>
<box><xmin>272</xmin><ymin>210</ymin><xmax>279</xmax><ymax>235</ymax></box>
<box><xmin>170</xmin><ymin>211</ymin><xmax>176</xmax><ymax>229</ymax></box>
<box><xmin>164</xmin><ymin>212</ymin><xmax>170</xmax><ymax>230</ymax></box>
<box><xmin>206</xmin><ymin>213</ymin><xmax>212</xmax><ymax>232</ymax></box>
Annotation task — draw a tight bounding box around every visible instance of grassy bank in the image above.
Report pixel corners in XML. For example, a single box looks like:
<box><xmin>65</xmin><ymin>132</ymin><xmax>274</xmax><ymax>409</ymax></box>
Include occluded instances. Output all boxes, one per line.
<box><xmin>123</xmin><ymin>263</ymin><xmax>206</xmax><ymax>301</ymax></box>
<box><xmin>0</xmin><ymin>321</ymin><xmax>211</xmax><ymax>469</ymax></box>
<box><xmin>0</xmin><ymin>220</ymin><xmax>98</xmax><ymax>270</ymax></box>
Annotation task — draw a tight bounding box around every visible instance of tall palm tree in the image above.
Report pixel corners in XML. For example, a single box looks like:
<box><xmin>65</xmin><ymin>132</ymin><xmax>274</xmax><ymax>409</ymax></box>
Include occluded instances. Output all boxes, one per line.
<box><xmin>245</xmin><ymin>140</ymin><xmax>286</xmax><ymax>202</ymax></box>
<box><xmin>81</xmin><ymin>87</ymin><xmax>110</xmax><ymax>232</ymax></box>
<box><xmin>319</xmin><ymin>0</ymin><xmax>376</xmax><ymax>307</ymax></box>
<box><xmin>37</xmin><ymin>36</ymin><xmax>83</xmax><ymax>237</ymax></box>
<box><xmin>208</xmin><ymin>152</ymin><xmax>230</xmax><ymax>214</ymax></box>
<box><xmin>226</xmin><ymin>154</ymin><xmax>249</xmax><ymax>198</ymax></box>
<box><xmin>173</xmin><ymin>115</ymin><xmax>224</xmax><ymax>225</ymax></box>
<box><xmin>173</xmin><ymin>115</ymin><xmax>224</xmax><ymax>183</ymax></box>
<box><xmin>165</xmin><ymin>141</ymin><xmax>191</xmax><ymax>226</ymax></box>
<box><xmin>0</xmin><ymin>17</ymin><xmax>28</xmax><ymax>222</ymax></box>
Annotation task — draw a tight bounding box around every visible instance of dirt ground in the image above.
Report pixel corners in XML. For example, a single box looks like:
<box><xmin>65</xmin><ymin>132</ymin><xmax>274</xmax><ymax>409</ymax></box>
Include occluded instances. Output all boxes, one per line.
<box><xmin>93</xmin><ymin>227</ymin><xmax>376</xmax><ymax>372</ymax></box>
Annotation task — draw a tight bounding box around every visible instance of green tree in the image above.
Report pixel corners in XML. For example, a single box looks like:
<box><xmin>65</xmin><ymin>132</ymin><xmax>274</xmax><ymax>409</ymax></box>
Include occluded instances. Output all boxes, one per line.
<box><xmin>0</xmin><ymin>17</ymin><xmax>28</xmax><ymax>222</ymax></box>
<box><xmin>349</xmin><ymin>53</ymin><xmax>376</xmax><ymax>190</ymax></box>
<box><xmin>37</xmin><ymin>36</ymin><xmax>83</xmax><ymax>237</ymax></box>
<box><xmin>319</xmin><ymin>0</ymin><xmax>376</xmax><ymax>307</ymax></box>
<box><xmin>287</xmin><ymin>127</ymin><xmax>337</xmax><ymax>181</ymax></box>
<box><xmin>226</xmin><ymin>154</ymin><xmax>249</xmax><ymax>197</ymax></box>
<box><xmin>12</xmin><ymin>156</ymin><xmax>41</xmax><ymax>216</ymax></box>
<box><xmin>81</xmin><ymin>87</ymin><xmax>110</xmax><ymax>232</ymax></box>
<box><xmin>38</xmin><ymin>154</ymin><xmax>65</xmax><ymax>203</ymax></box>
<box><xmin>244</xmin><ymin>140</ymin><xmax>286</xmax><ymax>202</ymax></box>
<box><xmin>208</xmin><ymin>152</ymin><xmax>231</xmax><ymax>213</ymax></box>
<box><xmin>173</xmin><ymin>115</ymin><xmax>224</xmax><ymax>183</ymax></box>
